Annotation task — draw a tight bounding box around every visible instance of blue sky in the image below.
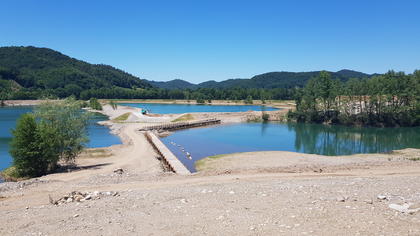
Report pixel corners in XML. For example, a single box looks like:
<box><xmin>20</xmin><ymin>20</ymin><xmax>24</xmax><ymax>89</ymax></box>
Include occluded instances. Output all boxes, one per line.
<box><xmin>1</xmin><ymin>0</ymin><xmax>419</xmax><ymax>83</ymax></box>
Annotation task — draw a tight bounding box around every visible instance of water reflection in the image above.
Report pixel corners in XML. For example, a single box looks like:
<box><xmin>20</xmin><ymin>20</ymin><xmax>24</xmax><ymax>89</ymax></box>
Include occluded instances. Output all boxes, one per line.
<box><xmin>162</xmin><ymin>122</ymin><xmax>420</xmax><ymax>172</ymax></box>
<box><xmin>289</xmin><ymin>123</ymin><xmax>420</xmax><ymax>155</ymax></box>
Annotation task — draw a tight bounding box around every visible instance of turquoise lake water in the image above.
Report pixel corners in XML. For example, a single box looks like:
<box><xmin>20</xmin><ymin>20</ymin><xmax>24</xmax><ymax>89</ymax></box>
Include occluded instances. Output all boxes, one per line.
<box><xmin>119</xmin><ymin>103</ymin><xmax>278</xmax><ymax>114</ymax></box>
<box><xmin>161</xmin><ymin>122</ymin><xmax>420</xmax><ymax>172</ymax></box>
<box><xmin>0</xmin><ymin>106</ymin><xmax>122</xmax><ymax>172</ymax></box>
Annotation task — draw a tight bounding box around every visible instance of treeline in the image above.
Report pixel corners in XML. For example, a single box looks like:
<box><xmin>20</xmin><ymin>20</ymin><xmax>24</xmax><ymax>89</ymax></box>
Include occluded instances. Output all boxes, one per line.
<box><xmin>289</xmin><ymin>71</ymin><xmax>420</xmax><ymax>127</ymax></box>
<box><xmin>1</xmin><ymin>86</ymin><xmax>296</xmax><ymax>101</ymax></box>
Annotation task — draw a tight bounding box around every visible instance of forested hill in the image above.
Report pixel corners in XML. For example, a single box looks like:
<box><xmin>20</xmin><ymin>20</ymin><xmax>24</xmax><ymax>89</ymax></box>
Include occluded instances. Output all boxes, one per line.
<box><xmin>149</xmin><ymin>70</ymin><xmax>373</xmax><ymax>89</ymax></box>
<box><xmin>146</xmin><ymin>79</ymin><xmax>197</xmax><ymax>90</ymax></box>
<box><xmin>0</xmin><ymin>46</ymin><xmax>150</xmax><ymax>98</ymax></box>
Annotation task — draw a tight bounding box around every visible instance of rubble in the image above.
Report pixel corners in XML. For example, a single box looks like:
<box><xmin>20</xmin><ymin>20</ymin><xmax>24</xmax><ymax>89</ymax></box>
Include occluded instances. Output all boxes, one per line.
<box><xmin>50</xmin><ymin>191</ymin><xmax>119</xmax><ymax>205</ymax></box>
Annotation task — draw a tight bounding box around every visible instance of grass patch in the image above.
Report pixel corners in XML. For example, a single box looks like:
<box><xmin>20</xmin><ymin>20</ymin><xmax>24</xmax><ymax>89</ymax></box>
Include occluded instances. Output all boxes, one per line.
<box><xmin>408</xmin><ymin>157</ymin><xmax>420</xmax><ymax>161</ymax></box>
<box><xmin>172</xmin><ymin>114</ymin><xmax>194</xmax><ymax>122</ymax></box>
<box><xmin>0</xmin><ymin>166</ymin><xmax>27</xmax><ymax>182</ymax></box>
<box><xmin>195</xmin><ymin>154</ymin><xmax>229</xmax><ymax>170</ymax></box>
<box><xmin>113</xmin><ymin>112</ymin><xmax>130</xmax><ymax>122</ymax></box>
<box><xmin>80</xmin><ymin>148</ymin><xmax>113</xmax><ymax>158</ymax></box>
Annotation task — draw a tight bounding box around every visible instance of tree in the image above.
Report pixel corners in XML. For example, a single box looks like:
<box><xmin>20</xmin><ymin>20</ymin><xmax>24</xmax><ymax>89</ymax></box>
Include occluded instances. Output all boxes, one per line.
<box><xmin>89</xmin><ymin>97</ymin><xmax>102</xmax><ymax>110</ymax></box>
<box><xmin>34</xmin><ymin>98</ymin><xmax>90</xmax><ymax>163</ymax></box>
<box><xmin>244</xmin><ymin>95</ymin><xmax>253</xmax><ymax>104</ymax></box>
<box><xmin>9</xmin><ymin>114</ymin><xmax>48</xmax><ymax>177</ymax></box>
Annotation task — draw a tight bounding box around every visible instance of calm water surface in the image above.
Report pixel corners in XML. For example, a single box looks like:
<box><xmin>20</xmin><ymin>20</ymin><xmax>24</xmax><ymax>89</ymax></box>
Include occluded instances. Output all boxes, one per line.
<box><xmin>0</xmin><ymin>106</ymin><xmax>121</xmax><ymax>172</ymax></box>
<box><xmin>120</xmin><ymin>103</ymin><xmax>278</xmax><ymax>114</ymax></box>
<box><xmin>161</xmin><ymin>122</ymin><xmax>420</xmax><ymax>172</ymax></box>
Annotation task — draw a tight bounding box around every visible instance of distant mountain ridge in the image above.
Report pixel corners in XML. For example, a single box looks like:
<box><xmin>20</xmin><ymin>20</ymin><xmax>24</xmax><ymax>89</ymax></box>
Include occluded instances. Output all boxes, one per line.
<box><xmin>147</xmin><ymin>69</ymin><xmax>374</xmax><ymax>90</ymax></box>
<box><xmin>0</xmin><ymin>46</ymin><xmax>375</xmax><ymax>94</ymax></box>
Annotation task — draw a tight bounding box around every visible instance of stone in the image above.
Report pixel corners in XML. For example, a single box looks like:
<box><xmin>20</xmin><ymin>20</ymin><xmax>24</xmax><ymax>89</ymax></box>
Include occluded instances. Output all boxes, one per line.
<box><xmin>389</xmin><ymin>203</ymin><xmax>410</xmax><ymax>213</ymax></box>
<box><xmin>337</xmin><ymin>196</ymin><xmax>348</xmax><ymax>202</ymax></box>
<box><xmin>84</xmin><ymin>195</ymin><xmax>92</xmax><ymax>200</ymax></box>
<box><xmin>377</xmin><ymin>195</ymin><xmax>388</xmax><ymax>200</ymax></box>
<box><xmin>364</xmin><ymin>199</ymin><xmax>373</xmax><ymax>204</ymax></box>
<box><xmin>73</xmin><ymin>214</ymin><xmax>79</xmax><ymax>218</ymax></box>
<box><xmin>113</xmin><ymin>168</ymin><xmax>124</xmax><ymax>175</ymax></box>
<box><xmin>74</xmin><ymin>195</ymin><xmax>83</xmax><ymax>202</ymax></box>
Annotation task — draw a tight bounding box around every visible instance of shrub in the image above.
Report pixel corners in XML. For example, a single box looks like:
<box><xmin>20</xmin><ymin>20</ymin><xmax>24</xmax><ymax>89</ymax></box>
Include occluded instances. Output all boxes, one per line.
<box><xmin>9</xmin><ymin>114</ymin><xmax>49</xmax><ymax>177</ymax></box>
<box><xmin>8</xmin><ymin>98</ymin><xmax>90</xmax><ymax>178</ymax></box>
<box><xmin>35</xmin><ymin>98</ymin><xmax>89</xmax><ymax>163</ymax></box>
<box><xmin>109</xmin><ymin>100</ymin><xmax>118</xmax><ymax>110</ymax></box>
<box><xmin>244</xmin><ymin>95</ymin><xmax>253</xmax><ymax>104</ymax></box>
<box><xmin>262</xmin><ymin>113</ymin><xmax>270</xmax><ymax>122</ymax></box>
<box><xmin>89</xmin><ymin>98</ymin><xmax>102</xmax><ymax>110</ymax></box>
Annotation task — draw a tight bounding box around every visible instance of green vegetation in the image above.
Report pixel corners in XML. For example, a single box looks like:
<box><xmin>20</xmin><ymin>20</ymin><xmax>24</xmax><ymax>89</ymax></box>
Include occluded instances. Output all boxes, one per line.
<box><xmin>262</xmin><ymin>113</ymin><xmax>270</xmax><ymax>122</ymax></box>
<box><xmin>0</xmin><ymin>166</ymin><xmax>22</xmax><ymax>181</ymax></box>
<box><xmin>113</xmin><ymin>112</ymin><xmax>130</xmax><ymax>122</ymax></box>
<box><xmin>289</xmin><ymin>71</ymin><xmax>420</xmax><ymax>127</ymax></box>
<box><xmin>8</xmin><ymin>98</ymin><xmax>89</xmax><ymax>178</ymax></box>
<box><xmin>1</xmin><ymin>47</ymin><xmax>366</xmax><ymax>102</ymax></box>
<box><xmin>89</xmin><ymin>98</ymin><xmax>102</xmax><ymax>110</ymax></box>
<box><xmin>0</xmin><ymin>46</ymin><xmax>150</xmax><ymax>100</ymax></box>
<box><xmin>9</xmin><ymin>113</ymin><xmax>45</xmax><ymax>177</ymax></box>
<box><xmin>172</xmin><ymin>114</ymin><xmax>194</xmax><ymax>122</ymax></box>
<box><xmin>196</xmin><ymin>98</ymin><xmax>205</xmax><ymax>104</ymax></box>
<box><xmin>148</xmin><ymin>69</ymin><xmax>371</xmax><ymax>89</ymax></box>
<box><xmin>109</xmin><ymin>100</ymin><xmax>118</xmax><ymax>110</ymax></box>
<box><xmin>244</xmin><ymin>95</ymin><xmax>253</xmax><ymax>104</ymax></box>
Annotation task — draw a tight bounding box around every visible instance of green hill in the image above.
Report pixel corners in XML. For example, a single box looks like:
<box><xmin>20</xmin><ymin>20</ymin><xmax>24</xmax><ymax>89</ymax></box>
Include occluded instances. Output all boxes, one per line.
<box><xmin>150</xmin><ymin>70</ymin><xmax>373</xmax><ymax>90</ymax></box>
<box><xmin>146</xmin><ymin>79</ymin><xmax>197</xmax><ymax>90</ymax></box>
<box><xmin>0</xmin><ymin>46</ymin><xmax>150</xmax><ymax>98</ymax></box>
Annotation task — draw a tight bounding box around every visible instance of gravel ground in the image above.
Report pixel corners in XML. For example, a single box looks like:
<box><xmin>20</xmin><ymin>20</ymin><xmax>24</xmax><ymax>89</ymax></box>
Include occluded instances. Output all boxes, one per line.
<box><xmin>1</xmin><ymin>172</ymin><xmax>420</xmax><ymax>236</ymax></box>
<box><xmin>1</xmin><ymin>102</ymin><xmax>419</xmax><ymax>235</ymax></box>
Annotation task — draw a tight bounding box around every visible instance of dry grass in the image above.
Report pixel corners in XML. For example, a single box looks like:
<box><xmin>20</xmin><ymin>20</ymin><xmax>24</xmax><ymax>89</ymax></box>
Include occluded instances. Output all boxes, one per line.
<box><xmin>79</xmin><ymin>148</ymin><xmax>113</xmax><ymax>158</ymax></box>
<box><xmin>172</xmin><ymin>114</ymin><xmax>194</xmax><ymax>122</ymax></box>
<box><xmin>112</xmin><ymin>112</ymin><xmax>130</xmax><ymax>122</ymax></box>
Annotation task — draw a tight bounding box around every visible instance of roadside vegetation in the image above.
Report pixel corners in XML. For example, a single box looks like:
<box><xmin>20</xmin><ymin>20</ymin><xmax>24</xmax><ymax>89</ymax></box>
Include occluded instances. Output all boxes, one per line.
<box><xmin>289</xmin><ymin>71</ymin><xmax>420</xmax><ymax>127</ymax></box>
<box><xmin>3</xmin><ymin>98</ymin><xmax>89</xmax><ymax>179</ymax></box>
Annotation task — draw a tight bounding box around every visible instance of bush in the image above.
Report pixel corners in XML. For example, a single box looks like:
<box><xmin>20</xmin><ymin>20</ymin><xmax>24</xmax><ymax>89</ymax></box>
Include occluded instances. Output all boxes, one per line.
<box><xmin>35</xmin><ymin>98</ymin><xmax>89</xmax><ymax>163</ymax></box>
<box><xmin>9</xmin><ymin>113</ymin><xmax>49</xmax><ymax>177</ymax></box>
<box><xmin>262</xmin><ymin>113</ymin><xmax>270</xmax><ymax>122</ymax></box>
<box><xmin>109</xmin><ymin>100</ymin><xmax>118</xmax><ymax>110</ymax></box>
<box><xmin>9</xmin><ymin>98</ymin><xmax>90</xmax><ymax>178</ymax></box>
<box><xmin>89</xmin><ymin>98</ymin><xmax>102</xmax><ymax>110</ymax></box>
<box><xmin>196</xmin><ymin>98</ymin><xmax>205</xmax><ymax>104</ymax></box>
<box><xmin>244</xmin><ymin>95</ymin><xmax>253</xmax><ymax>104</ymax></box>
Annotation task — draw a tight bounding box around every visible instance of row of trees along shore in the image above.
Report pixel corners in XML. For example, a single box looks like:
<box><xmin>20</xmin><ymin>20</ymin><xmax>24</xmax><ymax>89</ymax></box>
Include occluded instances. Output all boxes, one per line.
<box><xmin>288</xmin><ymin>71</ymin><xmax>420</xmax><ymax>127</ymax></box>
<box><xmin>1</xmin><ymin>86</ymin><xmax>295</xmax><ymax>102</ymax></box>
<box><xmin>4</xmin><ymin>98</ymin><xmax>89</xmax><ymax>179</ymax></box>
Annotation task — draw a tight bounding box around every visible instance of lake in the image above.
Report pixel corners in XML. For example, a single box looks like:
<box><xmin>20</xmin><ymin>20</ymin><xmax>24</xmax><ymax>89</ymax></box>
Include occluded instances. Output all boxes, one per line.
<box><xmin>119</xmin><ymin>103</ymin><xmax>278</xmax><ymax>114</ymax></box>
<box><xmin>161</xmin><ymin>122</ymin><xmax>420</xmax><ymax>172</ymax></box>
<box><xmin>0</xmin><ymin>106</ymin><xmax>122</xmax><ymax>172</ymax></box>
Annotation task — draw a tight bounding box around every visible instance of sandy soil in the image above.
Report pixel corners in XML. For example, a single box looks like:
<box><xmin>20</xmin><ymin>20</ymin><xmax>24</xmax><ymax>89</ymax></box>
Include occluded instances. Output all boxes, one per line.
<box><xmin>112</xmin><ymin>99</ymin><xmax>295</xmax><ymax>108</ymax></box>
<box><xmin>1</xmin><ymin>102</ymin><xmax>420</xmax><ymax>235</ymax></box>
<box><xmin>195</xmin><ymin>149</ymin><xmax>420</xmax><ymax>175</ymax></box>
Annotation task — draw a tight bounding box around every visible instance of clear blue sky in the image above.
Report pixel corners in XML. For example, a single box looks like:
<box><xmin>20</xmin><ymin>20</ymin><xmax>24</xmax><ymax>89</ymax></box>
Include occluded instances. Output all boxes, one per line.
<box><xmin>1</xmin><ymin>0</ymin><xmax>419</xmax><ymax>83</ymax></box>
